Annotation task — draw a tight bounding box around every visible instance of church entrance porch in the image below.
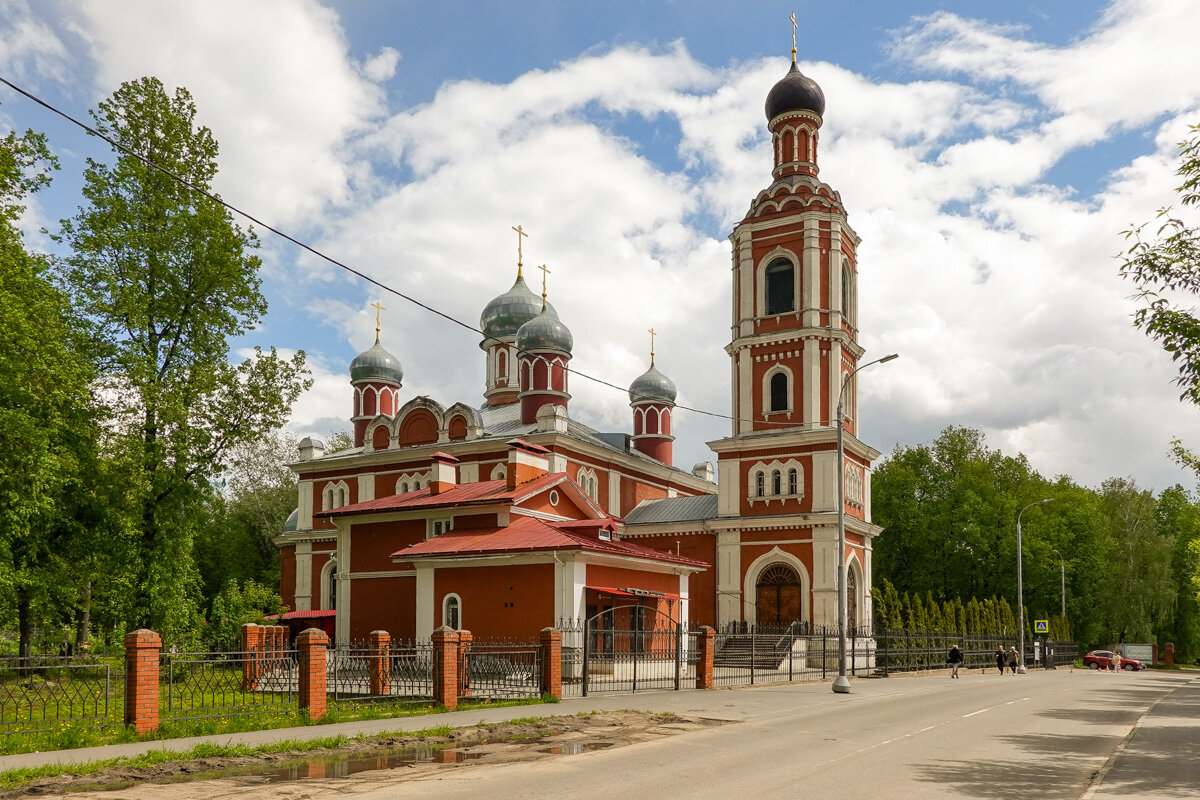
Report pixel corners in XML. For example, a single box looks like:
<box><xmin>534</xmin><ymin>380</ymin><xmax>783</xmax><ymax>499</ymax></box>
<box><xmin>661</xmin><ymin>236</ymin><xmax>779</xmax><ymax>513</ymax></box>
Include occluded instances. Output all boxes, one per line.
<box><xmin>755</xmin><ymin>563</ymin><xmax>802</xmax><ymax>627</ymax></box>
<box><xmin>565</xmin><ymin>605</ymin><xmax>691</xmax><ymax>696</ymax></box>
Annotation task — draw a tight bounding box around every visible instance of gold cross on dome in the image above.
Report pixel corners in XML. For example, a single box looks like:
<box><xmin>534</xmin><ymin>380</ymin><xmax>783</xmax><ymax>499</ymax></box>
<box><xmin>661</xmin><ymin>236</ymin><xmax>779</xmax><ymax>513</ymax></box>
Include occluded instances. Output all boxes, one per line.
<box><xmin>512</xmin><ymin>224</ymin><xmax>528</xmax><ymax>275</ymax></box>
<box><xmin>648</xmin><ymin>328</ymin><xmax>656</xmax><ymax>365</ymax></box>
<box><xmin>536</xmin><ymin>263</ymin><xmax>551</xmax><ymax>307</ymax></box>
<box><xmin>790</xmin><ymin>11</ymin><xmax>798</xmax><ymax>62</ymax></box>
<box><xmin>371</xmin><ymin>300</ymin><xmax>386</xmax><ymax>342</ymax></box>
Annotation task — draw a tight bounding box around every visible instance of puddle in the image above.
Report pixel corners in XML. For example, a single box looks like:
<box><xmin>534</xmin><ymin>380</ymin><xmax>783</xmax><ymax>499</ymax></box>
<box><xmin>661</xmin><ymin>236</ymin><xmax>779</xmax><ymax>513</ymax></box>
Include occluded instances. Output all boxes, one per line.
<box><xmin>536</xmin><ymin>741</ymin><xmax>614</xmax><ymax>755</ymax></box>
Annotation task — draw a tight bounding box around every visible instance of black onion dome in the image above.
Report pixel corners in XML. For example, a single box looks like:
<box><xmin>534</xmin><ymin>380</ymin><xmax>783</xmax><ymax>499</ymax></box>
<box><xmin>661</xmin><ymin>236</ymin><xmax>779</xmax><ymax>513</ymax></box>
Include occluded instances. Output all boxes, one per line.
<box><xmin>765</xmin><ymin>61</ymin><xmax>825</xmax><ymax>121</ymax></box>
<box><xmin>349</xmin><ymin>340</ymin><xmax>403</xmax><ymax>383</ymax></box>
<box><xmin>481</xmin><ymin>275</ymin><xmax>555</xmax><ymax>340</ymax></box>
<box><xmin>629</xmin><ymin>363</ymin><xmax>677</xmax><ymax>404</ymax></box>
<box><xmin>516</xmin><ymin>306</ymin><xmax>573</xmax><ymax>354</ymax></box>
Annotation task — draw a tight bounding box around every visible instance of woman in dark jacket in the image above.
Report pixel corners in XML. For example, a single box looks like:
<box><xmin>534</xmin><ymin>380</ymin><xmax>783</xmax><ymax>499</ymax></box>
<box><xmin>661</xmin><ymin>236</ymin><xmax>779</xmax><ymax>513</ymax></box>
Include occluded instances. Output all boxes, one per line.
<box><xmin>948</xmin><ymin>645</ymin><xmax>964</xmax><ymax>678</ymax></box>
<box><xmin>995</xmin><ymin>646</ymin><xmax>1006</xmax><ymax>674</ymax></box>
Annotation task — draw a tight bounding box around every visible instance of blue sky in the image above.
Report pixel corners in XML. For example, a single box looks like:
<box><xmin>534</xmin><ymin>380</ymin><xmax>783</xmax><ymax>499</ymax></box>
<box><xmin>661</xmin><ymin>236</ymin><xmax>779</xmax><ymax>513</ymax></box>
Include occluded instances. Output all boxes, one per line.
<box><xmin>2</xmin><ymin>0</ymin><xmax>1199</xmax><ymax>492</ymax></box>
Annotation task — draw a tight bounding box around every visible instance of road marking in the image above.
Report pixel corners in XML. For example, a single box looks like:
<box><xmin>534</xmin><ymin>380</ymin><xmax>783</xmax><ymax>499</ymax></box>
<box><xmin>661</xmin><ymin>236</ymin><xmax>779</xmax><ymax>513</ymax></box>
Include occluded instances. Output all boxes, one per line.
<box><xmin>962</xmin><ymin>696</ymin><xmax>1030</xmax><ymax>718</ymax></box>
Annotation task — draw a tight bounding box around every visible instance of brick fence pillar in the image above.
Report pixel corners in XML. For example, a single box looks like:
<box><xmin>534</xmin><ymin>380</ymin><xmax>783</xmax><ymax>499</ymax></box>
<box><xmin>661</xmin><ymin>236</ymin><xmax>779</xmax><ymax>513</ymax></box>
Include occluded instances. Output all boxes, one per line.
<box><xmin>540</xmin><ymin>627</ymin><xmax>562</xmax><ymax>699</ymax></box>
<box><xmin>368</xmin><ymin>630</ymin><xmax>391</xmax><ymax>696</ymax></box>
<box><xmin>696</xmin><ymin>626</ymin><xmax>715</xmax><ymax>690</ymax></box>
<box><xmin>124</xmin><ymin>629</ymin><xmax>161</xmax><ymax>733</ymax></box>
<box><xmin>297</xmin><ymin>627</ymin><xmax>329</xmax><ymax>720</ymax></box>
<box><xmin>457</xmin><ymin>630</ymin><xmax>473</xmax><ymax>698</ymax></box>
<box><xmin>431</xmin><ymin>626</ymin><xmax>459</xmax><ymax>711</ymax></box>
<box><xmin>242</xmin><ymin>623</ymin><xmax>262</xmax><ymax>691</ymax></box>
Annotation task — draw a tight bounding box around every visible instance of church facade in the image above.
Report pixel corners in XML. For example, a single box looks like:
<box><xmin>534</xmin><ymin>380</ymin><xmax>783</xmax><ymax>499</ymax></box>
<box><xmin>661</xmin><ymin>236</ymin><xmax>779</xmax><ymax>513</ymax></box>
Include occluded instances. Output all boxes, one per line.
<box><xmin>274</xmin><ymin>51</ymin><xmax>883</xmax><ymax>644</ymax></box>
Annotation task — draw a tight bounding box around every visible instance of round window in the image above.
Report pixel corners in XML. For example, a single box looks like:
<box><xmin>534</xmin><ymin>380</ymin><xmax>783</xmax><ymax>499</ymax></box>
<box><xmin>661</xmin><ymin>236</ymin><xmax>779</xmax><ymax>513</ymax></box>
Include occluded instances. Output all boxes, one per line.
<box><xmin>549</xmin><ymin>490</ymin><xmax>560</xmax><ymax>506</ymax></box>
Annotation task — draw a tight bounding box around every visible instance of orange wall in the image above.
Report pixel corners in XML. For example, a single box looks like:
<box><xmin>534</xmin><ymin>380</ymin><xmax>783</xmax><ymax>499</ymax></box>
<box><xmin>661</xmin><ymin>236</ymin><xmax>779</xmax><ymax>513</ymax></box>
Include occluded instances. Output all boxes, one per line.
<box><xmin>434</xmin><ymin>564</ymin><xmax>554</xmax><ymax>639</ymax></box>
<box><xmin>585</xmin><ymin>564</ymin><xmax>679</xmax><ymax>595</ymax></box>
<box><xmin>619</xmin><ymin>535</ymin><xmax>715</xmax><ymax>626</ymax></box>
<box><xmin>349</xmin><ymin>576</ymin><xmax>416</xmax><ymax>641</ymax></box>
<box><xmin>350</xmin><ymin>519</ymin><xmax>426</xmax><ymax>572</ymax></box>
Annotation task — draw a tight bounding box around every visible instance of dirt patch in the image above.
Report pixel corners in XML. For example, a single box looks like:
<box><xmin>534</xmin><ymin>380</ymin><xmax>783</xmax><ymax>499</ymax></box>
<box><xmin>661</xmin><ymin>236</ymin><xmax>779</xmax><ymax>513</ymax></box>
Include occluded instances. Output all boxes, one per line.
<box><xmin>7</xmin><ymin>712</ymin><xmax>727</xmax><ymax>799</ymax></box>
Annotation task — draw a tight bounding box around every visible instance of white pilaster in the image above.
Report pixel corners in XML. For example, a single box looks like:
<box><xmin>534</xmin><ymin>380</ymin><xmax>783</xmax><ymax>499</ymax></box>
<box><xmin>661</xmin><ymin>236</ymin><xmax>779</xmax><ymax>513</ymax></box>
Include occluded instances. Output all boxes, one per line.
<box><xmin>830</xmin><ymin>220</ymin><xmax>843</xmax><ymax>329</ymax></box>
<box><xmin>802</xmin><ymin>338</ymin><xmax>820</xmax><ymax>426</ymax></box>
<box><xmin>812</xmin><ymin>450</ymin><xmax>836</xmax><ymax>512</ymax></box>
<box><xmin>811</xmin><ymin>524</ymin><xmax>838</xmax><ymax>627</ymax></box>
<box><xmin>803</xmin><ymin>218</ymin><xmax>820</xmax><ymax>329</ymax></box>
<box><xmin>607</xmin><ymin>472</ymin><xmax>622</xmax><ymax>516</ymax></box>
<box><xmin>458</xmin><ymin>462</ymin><xmax>479</xmax><ymax>484</ymax></box>
<box><xmin>716</xmin><ymin>529</ymin><xmax>742</xmax><ymax>626</ymax></box>
<box><xmin>298</xmin><ymin>479</ymin><xmax>313</xmax><ymax>529</ymax></box>
<box><xmin>717</xmin><ymin>459</ymin><xmax>740</xmax><ymax>517</ymax></box>
<box><xmin>335</xmin><ymin>523</ymin><xmax>351</xmax><ymax>646</ymax></box>
<box><xmin>738</xmin><ymin>349</ymin><xmax>752</xmax><ymax>434</ymax></box>
<box><xmin>415</xmin><ymin>566</ymin><xmax>435</xmax><ymax>641</ymax></box>
<box><xmin>357</xmin><ymin>473</ymin><xmax>375</xmax><ymax>503</ymax></box>
<box><xmin>294</xmin><ymin>541</ymin><xmax>313</xmax><ymax>611</ymax></box>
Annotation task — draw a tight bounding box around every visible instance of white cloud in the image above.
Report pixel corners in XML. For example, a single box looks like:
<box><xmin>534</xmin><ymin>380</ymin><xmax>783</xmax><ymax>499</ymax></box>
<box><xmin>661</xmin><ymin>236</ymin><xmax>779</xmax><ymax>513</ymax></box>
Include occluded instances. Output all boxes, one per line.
<box><xmin>363</xmin><ymin>47</ymin><xmax>401</xmax><ymax>82</ymax></box>
<box><xmin>64</xmin><ymin>0</ymin><xmax>391</xmax><ymax>225</ymax></box>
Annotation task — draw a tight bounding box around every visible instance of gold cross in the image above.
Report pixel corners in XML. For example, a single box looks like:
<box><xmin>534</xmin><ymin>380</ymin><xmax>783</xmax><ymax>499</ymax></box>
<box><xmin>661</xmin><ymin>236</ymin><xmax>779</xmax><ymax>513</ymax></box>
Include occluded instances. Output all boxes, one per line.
<box><xmin>536</xmin><ymin>263</ymin><xmax>551</xmax><ymax>307</ymax></box>
<box><xmin>512</xmin><ymin>224</ymin><xmax>528</xmax><ymax>275</ymax></box>
<box><xmin>648</xmin><ymin>328</ymin><xmax>656</xmax><ymax>365</ymax></box>
<box><xmin>790</xmin><ymin>11</ymin><xmax>798</xmax><ymax>62</ymax></box>
<box><xmin>371</xmin><ymin>300</ymin><xmax>386</xmax><ymax>342</ymax></box>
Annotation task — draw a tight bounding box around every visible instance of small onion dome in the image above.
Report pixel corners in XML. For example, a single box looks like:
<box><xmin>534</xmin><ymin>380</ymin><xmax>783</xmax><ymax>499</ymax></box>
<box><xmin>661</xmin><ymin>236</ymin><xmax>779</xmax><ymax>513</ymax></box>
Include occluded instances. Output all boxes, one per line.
<box><xmin>349</xmin><ymin>340</ymin><xmax>403</xmax><ymax>383</ymax></box>
<box><xmin>765</xmin><ymin>61</ymin><xmax>825</xmax><ymax>121</ymax></box>
<box><xmin>481</xmin><ymin>275</ymin><xmax>555</xmax><ymax>340</ymax></box>
<box><xmin>516</xmin><ymin>305</ymin><xmax>573</xmax><ymax>354</ymax></box>
<box><xmin>629</xmin><ymin>363</ymin><xmax>677</xmax><ymax>404</ymax></box>
<box><xmin>283</xmin><ymin>507</ymin><xmax>299</xmax><ymax>532</ymax></box>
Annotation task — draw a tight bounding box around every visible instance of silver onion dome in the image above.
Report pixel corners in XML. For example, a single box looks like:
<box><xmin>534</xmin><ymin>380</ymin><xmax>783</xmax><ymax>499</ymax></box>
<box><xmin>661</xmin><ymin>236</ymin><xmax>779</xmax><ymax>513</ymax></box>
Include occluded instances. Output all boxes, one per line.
<box><xmin>516</xmin><ymin>306</ymin><xmax>573</xmax><ymax>354</ymax></box>
<box><xmin>481</xmin><ymin>275</ymin><xmax>555</xmax><ymax>340</ymax></box>
<box><xmin>283</xmin><ymin>507</ymin><xmax>299</xmax><ymax>532</ymax></box>
<box><xmin>629</xmin><ymin>363</ymin><xmax>677</xmax><ymax>404</ymax></box>
<box><xmin>349</xmin><ymin>340</ymin><xmax>403</xmax><ymax>383</ymax></box>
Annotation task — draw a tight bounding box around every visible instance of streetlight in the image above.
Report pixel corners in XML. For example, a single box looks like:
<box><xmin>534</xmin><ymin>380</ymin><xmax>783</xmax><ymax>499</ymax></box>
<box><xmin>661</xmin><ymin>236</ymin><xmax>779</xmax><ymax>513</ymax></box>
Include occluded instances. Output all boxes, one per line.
<box><xmin>1016</xmin><ymin>499</ymin><xmax>1053</xmax><ymax>674</ymax></box>
<box><xmin>833</xmin><ymin>352</ymin><xmax>898</xmax><ymax>695</ymax></box>
<box><xmin>1050</xmin><ymin>547</ymin><xmax>1066</xmax><ymax>619</ymax></box>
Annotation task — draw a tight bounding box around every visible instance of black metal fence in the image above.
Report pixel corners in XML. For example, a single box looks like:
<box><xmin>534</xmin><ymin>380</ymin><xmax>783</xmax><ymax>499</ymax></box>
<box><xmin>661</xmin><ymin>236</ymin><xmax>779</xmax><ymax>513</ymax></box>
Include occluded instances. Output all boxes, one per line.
<box><xmin>327</xmin><ymin>639</ymin><xmax>435</xmax><ymax>709</ymax></box>
<box><xmin>712</xmin><ymin>623</ymin><xmax>876</xmax><ymax>686</ymax></box>
<box><xmin>161</xmin><ymin>647</ymin><xmax>297</xmax><ymax>721</ymax></box>
<box><xmin>0</xmin><ymin>656</ymin><xmax>116</xmax><ymax>732</ymax></box>
<box><xmin>461</xmin><ymin>639</ymin><xmax>542</xmax><ymax>700</ymax></box>
<box><xmin>874</xmin><ymin>630</ymin><xmax>1079</xmax><ymax>675</ymax></box>
<box><xmin>558</xmin><ymin>615</ymin><xmax>696</xmax><ymax>697</ymax></box>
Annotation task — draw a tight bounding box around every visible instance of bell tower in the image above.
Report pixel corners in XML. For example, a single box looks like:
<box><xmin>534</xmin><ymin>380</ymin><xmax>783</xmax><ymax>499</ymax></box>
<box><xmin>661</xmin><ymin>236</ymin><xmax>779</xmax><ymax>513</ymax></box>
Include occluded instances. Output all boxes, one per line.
<box><xmin>706</xmin><ymin>39</ymin><xmax>881</xmax><ymax>632</ymax></box>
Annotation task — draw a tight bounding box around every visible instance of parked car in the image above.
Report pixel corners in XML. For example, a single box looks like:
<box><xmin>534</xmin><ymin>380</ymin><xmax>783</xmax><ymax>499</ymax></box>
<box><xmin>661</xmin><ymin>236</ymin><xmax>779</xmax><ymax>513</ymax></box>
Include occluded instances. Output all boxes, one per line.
<box><xmin>1082</xmin><ymin>650</ymin><xmax>1144</xmax><ymax>671</ymax></box>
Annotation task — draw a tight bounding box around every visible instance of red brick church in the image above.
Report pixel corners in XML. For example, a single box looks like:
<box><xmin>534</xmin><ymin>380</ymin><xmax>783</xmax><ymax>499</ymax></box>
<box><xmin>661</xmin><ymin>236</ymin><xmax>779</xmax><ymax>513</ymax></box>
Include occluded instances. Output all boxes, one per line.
<box><xmin>275</xmin><ymin>47</ymin><xmax>883</xmax><ymax>644</ymax></box>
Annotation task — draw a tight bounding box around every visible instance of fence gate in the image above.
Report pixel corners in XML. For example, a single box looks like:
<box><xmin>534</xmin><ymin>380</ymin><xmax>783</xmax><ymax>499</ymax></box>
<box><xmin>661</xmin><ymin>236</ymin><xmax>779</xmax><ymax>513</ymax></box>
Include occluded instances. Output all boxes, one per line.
<box><xmin>581</xmin><ymin>605</ymin><xmax>688</xmax><ymax>696</ymax></box>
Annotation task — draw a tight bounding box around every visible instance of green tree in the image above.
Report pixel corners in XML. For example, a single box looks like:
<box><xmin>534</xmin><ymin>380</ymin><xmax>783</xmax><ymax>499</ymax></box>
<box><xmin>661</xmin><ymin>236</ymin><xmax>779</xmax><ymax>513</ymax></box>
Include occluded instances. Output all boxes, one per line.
<box><xmin>1100</xmin><ymin>478</ymin><xmax>1174</xmax><ymax>643</ymax></box>
<box><xmin>1120</xmin><ymin>124</ymin><xmax>1200</xmax><ymax>403</ymax></box>
<box><xmin>54</xmin><ymin>77</ymin><xmax>310</xmax><ymax>638</ymax></box>
<box><xmin>0</xmin><ymin>119</ymin><xmax>122</xmax><ymax>657</ymax></box>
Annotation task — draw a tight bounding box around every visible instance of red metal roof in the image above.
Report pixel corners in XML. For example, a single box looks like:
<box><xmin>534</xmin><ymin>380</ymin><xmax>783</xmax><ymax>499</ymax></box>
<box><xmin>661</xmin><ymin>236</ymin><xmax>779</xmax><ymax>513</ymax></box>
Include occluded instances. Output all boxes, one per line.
<box><xmin>267</xmin><ymin>610</ymin><xmax>337</xmax><ymax>620</ymax></box>
<box><xmin>391</xmin><ymin>515</ymin><xmax>706</xmax><ymax>568</ymax></box>
<box><xmin>314</xmin><ymin>473</ymin><xmax>565</xmax><ymax>519</ymax></box>
<box><xmin>588</xmin><ymin>586</ymin><xmax>682</xmax><ymax>600</ymax></box>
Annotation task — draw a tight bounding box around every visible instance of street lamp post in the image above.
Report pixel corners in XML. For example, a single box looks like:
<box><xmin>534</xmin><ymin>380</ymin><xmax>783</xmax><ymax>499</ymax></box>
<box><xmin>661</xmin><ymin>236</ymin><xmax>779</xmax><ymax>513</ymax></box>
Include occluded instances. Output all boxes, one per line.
<box><xmin>1016</xmin><ymin>499</ymin><xmax>1053</xmax><ymax>674</ymax></box>
<box><xmin>833</xmin><ymin>353</ymin><xmax>898</xmax><ymax>695</ymax></box>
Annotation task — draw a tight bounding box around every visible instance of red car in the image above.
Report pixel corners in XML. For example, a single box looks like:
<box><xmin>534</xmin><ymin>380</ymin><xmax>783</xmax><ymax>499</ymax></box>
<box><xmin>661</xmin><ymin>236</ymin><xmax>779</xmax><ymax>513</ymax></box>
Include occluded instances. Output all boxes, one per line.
<box><xmin>1083</xmin><ymin>650</ymin><xmax>1144</xmax><ymax>671</ymax></box>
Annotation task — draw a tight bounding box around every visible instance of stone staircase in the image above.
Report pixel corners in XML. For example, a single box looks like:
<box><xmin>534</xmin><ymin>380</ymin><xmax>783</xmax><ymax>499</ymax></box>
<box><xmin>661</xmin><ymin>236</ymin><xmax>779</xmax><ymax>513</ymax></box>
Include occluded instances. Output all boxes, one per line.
<box><xmin>712</xmin><ymin>634</ymin><xmax>793</xmax><ymax>670</ymax></box>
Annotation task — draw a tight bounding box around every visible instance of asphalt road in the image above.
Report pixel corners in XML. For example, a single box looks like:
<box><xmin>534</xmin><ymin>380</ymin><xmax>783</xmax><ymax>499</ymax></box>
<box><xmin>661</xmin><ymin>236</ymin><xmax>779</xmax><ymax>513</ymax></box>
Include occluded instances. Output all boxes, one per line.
<box><xmin>360</xmin><ymin>668</ymin><xmax>1197</xmax><ymax>799</ymax></box>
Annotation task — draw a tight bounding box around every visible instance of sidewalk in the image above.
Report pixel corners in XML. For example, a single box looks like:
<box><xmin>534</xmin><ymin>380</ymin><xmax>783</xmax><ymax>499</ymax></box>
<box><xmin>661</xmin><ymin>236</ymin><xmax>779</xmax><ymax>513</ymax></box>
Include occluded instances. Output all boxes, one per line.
<box><xmin>0</xmin><ymin>682</ymin><xmax>809</xmax><ymax>772</ymax></box>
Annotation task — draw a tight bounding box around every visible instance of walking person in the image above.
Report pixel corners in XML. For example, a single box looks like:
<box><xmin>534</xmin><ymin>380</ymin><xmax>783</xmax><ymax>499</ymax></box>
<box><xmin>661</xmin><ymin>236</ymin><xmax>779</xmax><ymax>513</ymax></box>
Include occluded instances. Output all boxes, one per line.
<box><xmin>948</xmin><ymin>644</ymin><xmax>964</xmax><ymax>678</ymax></box>
<box><xmin>1007</xmin><ymin>646</ymin><xmax>1019</xmax><ymax>674</ymax></box>
<box><xmin>994</xmin><ymin>646</ymin><xmax>1006</xmax><ymax>674</ymax></box>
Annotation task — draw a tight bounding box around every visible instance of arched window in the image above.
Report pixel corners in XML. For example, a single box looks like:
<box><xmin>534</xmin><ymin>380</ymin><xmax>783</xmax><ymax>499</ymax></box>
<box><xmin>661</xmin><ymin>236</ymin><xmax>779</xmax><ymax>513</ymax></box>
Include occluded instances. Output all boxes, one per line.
<box><xmin>765</xmin><ymin>258</ymin><xmax>795</xmax><ymax>315</ymax></box>
<box><xmin>771</xmin><ymin>470</ymin><xmax>781</xmax><ymax>495</ymax></box>
<box><xmin>400</xmin><ymin>481</ymin><xmax>409</xmax><ymax>494</ymax></box>
<box><xmin>788</xmin><ymin>469</ymin><xmax>798</xmax><ymax>495</ymax></box>
<box><xmin>443</xmin><ymin>594</ymin><xmax>461</xmax><ymax>630</ymax></box>
<box><xmin>770</xmin><ymin>372</ymin><xmax>789</xmax><ymax>412</ymax></box>
<box><xmin>320</xmin><ymin>558</ymin><xmax>338</xmax><ymax>611</ymax></box>
<box><xmin>413</xmin><ymin>479</ymin><xmax>421</xmax><ymax>490</ymax></box>
<box><xmin>755</xmin><ymin>471</ymin><xmax>765</xmax><ymax>497</ymax></box>
<box><xmin>491</xmin><ymin>464</ymin><xmax>507</xmax><ymax>481</ymax></box>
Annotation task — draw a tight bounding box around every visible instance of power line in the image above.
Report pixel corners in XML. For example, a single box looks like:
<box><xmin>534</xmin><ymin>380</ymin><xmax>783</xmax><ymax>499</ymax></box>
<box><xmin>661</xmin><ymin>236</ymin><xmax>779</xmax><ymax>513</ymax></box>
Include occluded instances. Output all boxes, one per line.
<box><xmin>0</xmin><ymin>74</ymin><xmax>831</xmax><ymax>432</ymax></box>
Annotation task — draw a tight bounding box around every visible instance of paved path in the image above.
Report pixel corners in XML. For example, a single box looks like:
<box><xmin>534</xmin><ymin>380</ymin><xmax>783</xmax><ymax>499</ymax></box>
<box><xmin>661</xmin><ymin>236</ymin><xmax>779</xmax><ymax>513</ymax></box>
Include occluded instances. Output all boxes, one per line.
<box><xmin>2</xmin><ymin>668</ymin><xmax>1196</xmax><ymax>798</ymax></box>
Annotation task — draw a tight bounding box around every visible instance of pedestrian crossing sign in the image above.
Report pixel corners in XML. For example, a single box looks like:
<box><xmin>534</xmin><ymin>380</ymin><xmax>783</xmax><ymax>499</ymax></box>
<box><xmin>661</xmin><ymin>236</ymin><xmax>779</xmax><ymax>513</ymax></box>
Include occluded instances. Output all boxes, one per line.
<box><xmin>1034</xmin><ymin>619</ymin><xmax>1049</xmax><ymax>634</ymax></box>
